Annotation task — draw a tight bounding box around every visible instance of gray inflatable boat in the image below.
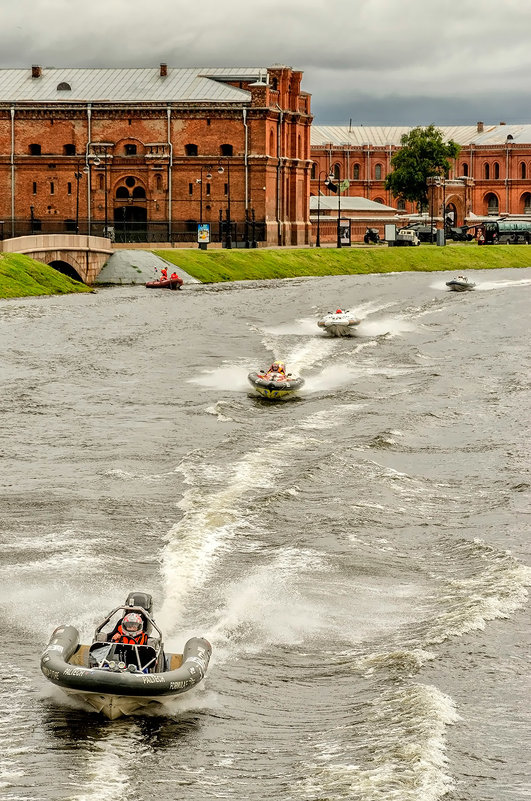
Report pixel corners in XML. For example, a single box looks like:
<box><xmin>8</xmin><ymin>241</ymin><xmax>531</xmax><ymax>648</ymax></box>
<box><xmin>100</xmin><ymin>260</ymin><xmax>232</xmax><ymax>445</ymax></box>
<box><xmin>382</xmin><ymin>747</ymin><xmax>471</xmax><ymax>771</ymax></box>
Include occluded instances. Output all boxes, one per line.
<box><xmin>40</xmin><ymin>592</ymin><xmax>211</xmax><ymax>719</ymax></box>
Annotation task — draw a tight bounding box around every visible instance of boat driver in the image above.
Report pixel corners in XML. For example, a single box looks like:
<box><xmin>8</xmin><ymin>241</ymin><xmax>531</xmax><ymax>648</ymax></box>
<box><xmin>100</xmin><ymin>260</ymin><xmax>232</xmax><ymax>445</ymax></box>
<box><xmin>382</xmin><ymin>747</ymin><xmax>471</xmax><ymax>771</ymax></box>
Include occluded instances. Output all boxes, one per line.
<box><xmin>269</xmin><ymin>361</ymin><xmax>286</xmax><ymax>375</ymax></box>
<box><xmin>111</xmin><ymin>612</ymin><xmax>148</xmax><ymax>645</ymax></box>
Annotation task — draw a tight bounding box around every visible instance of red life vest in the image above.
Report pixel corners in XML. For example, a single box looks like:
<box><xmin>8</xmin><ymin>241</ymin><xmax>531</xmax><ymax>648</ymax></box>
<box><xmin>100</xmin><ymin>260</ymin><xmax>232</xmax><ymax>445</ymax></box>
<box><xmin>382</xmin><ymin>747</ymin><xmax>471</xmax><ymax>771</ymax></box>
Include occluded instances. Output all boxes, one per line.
<box><xmin>112</xmin><ymin>625</ymin><xmax>147</xmax><ymax>645</ymax></box>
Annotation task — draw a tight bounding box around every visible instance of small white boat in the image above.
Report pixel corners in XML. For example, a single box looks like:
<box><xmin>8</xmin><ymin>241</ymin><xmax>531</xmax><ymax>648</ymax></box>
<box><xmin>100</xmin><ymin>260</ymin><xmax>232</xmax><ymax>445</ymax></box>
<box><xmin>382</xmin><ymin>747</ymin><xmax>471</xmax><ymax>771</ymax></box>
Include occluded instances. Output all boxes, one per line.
<box><xmin>248</xmin><ymin>361</ymin><xmax>304</xmax><ymax>400</ymax></box>
<box><xmin>446</xmin><ymin>276</ymin><xmax>476</xmax><ymax>291</ymax></box>
<box><xmin>317</xmin><ymin>308</ymin><xmax>361</xmax><ymax>336</ymax></box>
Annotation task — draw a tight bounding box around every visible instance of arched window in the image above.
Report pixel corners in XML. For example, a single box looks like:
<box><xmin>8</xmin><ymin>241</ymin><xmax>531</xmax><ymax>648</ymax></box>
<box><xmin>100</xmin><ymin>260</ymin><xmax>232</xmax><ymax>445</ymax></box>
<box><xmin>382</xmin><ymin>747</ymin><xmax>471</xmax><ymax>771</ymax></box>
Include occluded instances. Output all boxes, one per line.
<box><xmin>63</xmin><ymin>144</ymin><xmax>76</xmax><ymax>155</ymax></box>
<box><xmin>116</xmin><ymin>186</ymin><xmax>129</xmax><ymax>199</ymax></box>
<box><xmin>375</xmin><ymin>164</ymin><xmax>382</xmax><ymax>180</ymax></box>
<box><xmin>124</xmin><ymin>144</ymin><xmax>137</xmax><ymax>156</ymax></box>
<box><xmin>271</xmin><ymin>77</ymin><xmax>278</xmax><ymax>91</ymax></box>
<box><xmin>485</xmin><ymin>192</ymin><xmax>499</xmax><ymax>215</ymax></box>
<box><xmin>185</xmin><ymin>143</ymin><xmax>198</xmax><ymax>156</ymax></box>
<box><xmin>332</xmin><ymin>163</ymin><xmax>340</xmax><ymax>180</ymax></box>
<box><xmin>397</xmin><ymin>198</ymin><xmax>406</xmax><ymax>211</ymax></box>
<box><xmin>462</xmin><ymin>163</ymin><xmax>469</xmax><ymax>176</ymax></box>
<box><xmin>374</xmin><ymin>197</ymin><xmax>384</xmax><ymax>204</ymax></box>
<box><xmin>353</xmin><ymin>163</ymin><xmax>360</xmax><ymax>180</ymax></box>
<box><xmin>132</xmin><ymin>186</ymin><xmax>146</xmax><ymax>199</ymax></box>
<box><xmin>98</xmin><ymin>174</ymin><xmax>104</xmax><ymax>190</ymax></box>
<box><xmin>311</xmin><ymin>163</ymin><xmax>316</xmax><ymax>179</ymax></box>
<box><xmin>493</xmin><ymin>162</ymin><xmax>500</xmax><ymax>179</ymax></box>
<box><xmin>484</xmin><ymin>163</ymin><xmax>490</xmax><ymax>179</ymax></box>
<box><xmin>57</xmin><ymin>82</ymin><xmax>71</xmax><ymax>91</ymax></box>
<box><xmin>522</xmin><ymin>192</ymin><xmax>531</xmax><ymax>214</ymax></box>
<box><xmin>29</xmin><ymin>143</ymin><xmax>41</xmax><ymax>155</ymax></box>
<box><xmin>269</xmin><ymin>129</ymin><xmax>275</xmax><ymax>155</ymax></box>
<box><xmin>521</xmin><ymin>162</ymin><xmax>527</xmax><ymax>179</ymax></box>
<box><xmin>220</xmin><ymin>144</ymin><xmax>233</xmax><ymax>156</ymax></box>
<box><xmin>155</xmin><ymin>174</ymin><xmax>162</xmax><ymax>190</ymax></box>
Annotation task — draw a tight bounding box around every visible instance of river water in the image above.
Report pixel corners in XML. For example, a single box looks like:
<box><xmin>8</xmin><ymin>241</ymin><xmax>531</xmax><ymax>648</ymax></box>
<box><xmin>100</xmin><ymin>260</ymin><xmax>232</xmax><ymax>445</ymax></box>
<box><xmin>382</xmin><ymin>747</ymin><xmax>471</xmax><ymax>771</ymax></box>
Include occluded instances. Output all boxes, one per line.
<box><xmin>1</xmin><ymin>268</ymin><xmax>530</xmax><ymax>801</ymax></box>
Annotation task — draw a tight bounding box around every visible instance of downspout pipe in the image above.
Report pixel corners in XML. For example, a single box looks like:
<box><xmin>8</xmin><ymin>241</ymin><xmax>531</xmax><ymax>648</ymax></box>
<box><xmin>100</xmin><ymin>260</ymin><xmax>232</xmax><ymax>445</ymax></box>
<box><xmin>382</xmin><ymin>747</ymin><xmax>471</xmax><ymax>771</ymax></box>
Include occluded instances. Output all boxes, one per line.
<box><xmin>275</xmin><ymin>104</ymin><xmax>283</xmax><ymax>245</ymax></box>
<box><xmin>167</xmin><ymin>107</ymin><xmax>172</xmax><ymax>242</ymax></box>
<box><xmin>243</xmin><ymin>108</ymin><xmax>249</xmax><ymax>211</ymax></box>
<box><xmin>10</xmin><ymin>106</ymin><xmax>15</xmax><ymax>236</ymax></box>
<box><xmin>86</xmin><ymin>104</ymin><xmax>92</xmax><ymax>235</ymax></box>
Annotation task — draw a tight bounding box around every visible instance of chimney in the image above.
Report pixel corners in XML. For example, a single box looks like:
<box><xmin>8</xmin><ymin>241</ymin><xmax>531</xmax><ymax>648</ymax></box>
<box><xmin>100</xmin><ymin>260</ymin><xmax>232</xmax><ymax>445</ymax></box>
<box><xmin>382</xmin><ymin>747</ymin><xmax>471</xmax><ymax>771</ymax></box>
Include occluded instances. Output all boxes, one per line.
<box><xmin>32</xmin><ymin>65</ymin><xmax>42</xmax><ymax>79</ymax></box>
<box><xmin>476</xmin><ymin>121</ymin><xmax>484</xmax><ymax>133</ymax></box>
<box><xmin>160</xmin><ymin>63</ymin><xmax>167</xmax><ymax>77</ymax></box>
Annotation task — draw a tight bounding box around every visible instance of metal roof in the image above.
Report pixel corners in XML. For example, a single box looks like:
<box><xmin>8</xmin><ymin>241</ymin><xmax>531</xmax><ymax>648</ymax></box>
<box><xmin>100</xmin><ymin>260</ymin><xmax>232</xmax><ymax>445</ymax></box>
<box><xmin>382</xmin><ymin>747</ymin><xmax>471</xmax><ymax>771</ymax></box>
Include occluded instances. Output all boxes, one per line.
<box><xmin>310</xmin><ymin>196</ymin><xmax>397</xmax><ymax>212</ymax></box>
<box><xmin>0</xmin><ymin>67</ymin><xmax>266</xmax><ymax>103</ymax></box>
<box><xmin>312</xmin><ymin>124</ymin><xmax>531</xmax><ymax>147</ymax></box>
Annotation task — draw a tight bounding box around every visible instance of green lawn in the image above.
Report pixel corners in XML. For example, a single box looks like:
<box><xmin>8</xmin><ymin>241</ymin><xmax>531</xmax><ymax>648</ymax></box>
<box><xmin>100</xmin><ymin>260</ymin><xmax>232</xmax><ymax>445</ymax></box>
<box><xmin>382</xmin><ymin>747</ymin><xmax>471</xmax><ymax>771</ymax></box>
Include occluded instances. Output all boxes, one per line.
<box><xmin>153</xmin><ymin>244</ymin><xmax>531</xmax><ymax>283</ymax></box>
<box><xmin>0</xmin><ymin>253</ymin><xmax>92</xmax><ymax>299</ymax></box>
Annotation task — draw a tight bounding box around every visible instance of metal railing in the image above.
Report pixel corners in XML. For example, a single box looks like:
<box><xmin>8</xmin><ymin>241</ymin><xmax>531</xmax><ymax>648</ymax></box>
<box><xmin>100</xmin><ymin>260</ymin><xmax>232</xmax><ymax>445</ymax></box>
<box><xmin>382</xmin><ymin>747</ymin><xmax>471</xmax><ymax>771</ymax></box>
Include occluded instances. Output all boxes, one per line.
<box><xmin>0</xmin><ymin>218</ymin><xmax>266</xmax><ymax>246</ymax></box>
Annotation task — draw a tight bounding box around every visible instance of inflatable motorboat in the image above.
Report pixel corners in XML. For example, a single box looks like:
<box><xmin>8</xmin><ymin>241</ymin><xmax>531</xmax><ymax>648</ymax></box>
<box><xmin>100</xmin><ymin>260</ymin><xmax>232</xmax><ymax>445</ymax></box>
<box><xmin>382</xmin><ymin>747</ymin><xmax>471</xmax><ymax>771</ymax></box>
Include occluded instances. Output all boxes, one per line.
<box><xmin>446</xmin><ymin>276</ymin><xmax>476</xmax><ymax>291</ymax></box>
<box><xmin>40</xmin><ymin>592</ymin><xmax>211</xmax><ymax>720</ymax></box>
<box><xmin>145</xmin><ymin>275</ymin><xmax>183</xmax><ymax>290</ymax></box>
<box><xmin>248</xmin><ymin>361</ymin><xmax>304</xmax><ymax>400</ymax></box>
<box><xmin>317</xmin><ymin>309</ymin><xmax>361</xmax><ymax>336</ymax></box>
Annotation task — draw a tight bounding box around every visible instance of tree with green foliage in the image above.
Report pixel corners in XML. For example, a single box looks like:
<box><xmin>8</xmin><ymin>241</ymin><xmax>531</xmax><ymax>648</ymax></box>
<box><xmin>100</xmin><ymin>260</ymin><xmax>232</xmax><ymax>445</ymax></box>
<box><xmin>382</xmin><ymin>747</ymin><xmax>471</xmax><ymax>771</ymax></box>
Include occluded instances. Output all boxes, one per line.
<box><xmin>385</xmin><ymin>125</ymin><xmax>460</xmax><ymax>210</ymax></box>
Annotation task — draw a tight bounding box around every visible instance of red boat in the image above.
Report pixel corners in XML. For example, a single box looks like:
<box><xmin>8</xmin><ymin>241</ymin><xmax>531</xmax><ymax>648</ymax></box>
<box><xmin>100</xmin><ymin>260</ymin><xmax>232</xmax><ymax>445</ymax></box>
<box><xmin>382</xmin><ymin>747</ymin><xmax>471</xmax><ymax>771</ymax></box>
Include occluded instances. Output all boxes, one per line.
<box><xmin>145</xmin><ymin>276</ymin><xmax>183</xmax><ymax>290</ymax></box>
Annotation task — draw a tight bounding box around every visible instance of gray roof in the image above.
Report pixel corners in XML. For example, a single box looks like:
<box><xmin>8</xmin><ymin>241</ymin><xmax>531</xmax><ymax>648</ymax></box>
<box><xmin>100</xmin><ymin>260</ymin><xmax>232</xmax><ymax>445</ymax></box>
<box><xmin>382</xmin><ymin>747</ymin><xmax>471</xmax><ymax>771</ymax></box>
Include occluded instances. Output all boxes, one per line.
<box><xmin>310</xmin><ymin>196</ymin><xmax>397</xmax><ymax>212</ymax></box>
<box><xmin>312</xmin><ymin>124</ymin><xmax>531</xmax><ymax>147</ymax></box>
<box><xmin>0</xmin><ymin>67</ymin><xmax>266</xmax><ymax>103</ymax></box>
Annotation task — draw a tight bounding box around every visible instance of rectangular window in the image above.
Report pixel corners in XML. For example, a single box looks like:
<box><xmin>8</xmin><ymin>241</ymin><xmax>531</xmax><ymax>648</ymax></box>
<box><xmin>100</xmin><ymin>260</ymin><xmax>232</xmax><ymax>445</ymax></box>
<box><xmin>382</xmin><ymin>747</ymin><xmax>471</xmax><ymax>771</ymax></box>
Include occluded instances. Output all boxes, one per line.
<box><xmin>206</xmin><ymin>183</ymin><xmax>211</xmax><ymax>196</ymax></box>
<box><xmin>50</xmin><ymin>182</ymin><xmax>54</xmax><ymax>195</ymax></box>
<box><xmin>189</xmin><ymin>183</ymin><xmax>193</xmax><ymax>195</ymax></box>
<box><xmin>67</xmin><ymin>182</ymin><xmax>72</xmax><ymax>195</ymax></box>
<box><xmin>206</xmin><ymin>119</ymin><xmax>211</xmax><ymax>126</ymax></box>
<box><xmin>32</xmin><ymin>182</ymin><xmax>37</xmax><ymax>195</ymax></box>
<box><xmin>224</xmin><ymin>183</ymin><xmax>228</xmax><ymax>195</ymax></box>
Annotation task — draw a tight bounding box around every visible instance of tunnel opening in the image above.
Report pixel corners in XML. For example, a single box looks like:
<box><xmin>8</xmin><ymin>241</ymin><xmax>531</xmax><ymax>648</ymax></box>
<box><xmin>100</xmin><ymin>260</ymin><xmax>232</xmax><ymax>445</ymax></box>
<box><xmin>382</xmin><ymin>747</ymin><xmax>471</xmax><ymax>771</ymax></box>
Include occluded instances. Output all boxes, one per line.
<box><xmin>47</xmin><ymin>260</ymin><xmax>84</xmax><ymax>283</ymax></box>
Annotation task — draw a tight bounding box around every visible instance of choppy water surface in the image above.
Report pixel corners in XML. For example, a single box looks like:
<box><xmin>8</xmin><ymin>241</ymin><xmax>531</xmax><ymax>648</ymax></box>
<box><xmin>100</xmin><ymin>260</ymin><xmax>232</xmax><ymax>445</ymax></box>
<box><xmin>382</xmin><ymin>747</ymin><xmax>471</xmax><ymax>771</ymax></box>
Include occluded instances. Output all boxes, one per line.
<box><xmin>1</xmin><ymin>268</ymin><xmax>530</xmax><ymax>801</ymax></box>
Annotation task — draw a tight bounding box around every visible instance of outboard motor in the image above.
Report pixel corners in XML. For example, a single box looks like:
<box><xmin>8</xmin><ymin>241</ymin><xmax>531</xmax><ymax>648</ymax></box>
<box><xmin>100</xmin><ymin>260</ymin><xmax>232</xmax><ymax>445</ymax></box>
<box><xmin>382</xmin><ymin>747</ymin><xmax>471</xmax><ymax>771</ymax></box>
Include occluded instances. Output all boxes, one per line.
<box><xmin>125</xmin><ymin>592</ymin><xmax>153</xmax><ymax>614</ymax></box>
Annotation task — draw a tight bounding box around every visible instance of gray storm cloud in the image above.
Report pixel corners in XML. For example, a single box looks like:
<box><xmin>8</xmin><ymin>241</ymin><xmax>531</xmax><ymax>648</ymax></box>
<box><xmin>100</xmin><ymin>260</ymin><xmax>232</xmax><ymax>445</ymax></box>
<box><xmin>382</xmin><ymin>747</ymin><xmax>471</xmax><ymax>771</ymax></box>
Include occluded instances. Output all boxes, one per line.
<box><xmin>1</xmin><ymin>0</ymin><xmax>530</xmax><ymax>124</ymax></box>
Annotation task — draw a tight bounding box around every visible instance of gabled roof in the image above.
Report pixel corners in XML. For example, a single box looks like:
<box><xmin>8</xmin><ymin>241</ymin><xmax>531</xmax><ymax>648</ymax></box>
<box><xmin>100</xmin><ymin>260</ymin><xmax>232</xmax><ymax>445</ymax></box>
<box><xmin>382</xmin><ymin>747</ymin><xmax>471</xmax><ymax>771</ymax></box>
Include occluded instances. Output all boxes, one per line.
<box><xmin>311</xmin><ymin>124</ymin><xmax>531</xmax><ymax>147</ymax></box>
<box><xmin>0</xmin><ymin>67</ymin><xmax>265</xmax><ymax>103</ymax></box>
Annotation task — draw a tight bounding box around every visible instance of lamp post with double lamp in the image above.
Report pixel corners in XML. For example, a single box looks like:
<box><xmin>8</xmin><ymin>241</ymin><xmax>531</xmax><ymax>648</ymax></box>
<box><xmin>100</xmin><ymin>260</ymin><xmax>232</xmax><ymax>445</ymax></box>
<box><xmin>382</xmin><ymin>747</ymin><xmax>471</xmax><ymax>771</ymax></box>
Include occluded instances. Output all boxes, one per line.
<box><xmin>74</xmin><ymin>161</ymin><xmax>89</xmax><ymax>234</ymax></box>
<box><xmin>315</xmin><ymin>169</ymin><xmax>332</xmax><ymax>247</ymax></box>
<box><xmin>196</xmin><ymin>165</ymin><xmax>213</xmax><ymax>225</ymax></box>
<box><xmin>217</xmin><ymin>159</ymin><xmax>232</xmax><ymax>249</ymax></box>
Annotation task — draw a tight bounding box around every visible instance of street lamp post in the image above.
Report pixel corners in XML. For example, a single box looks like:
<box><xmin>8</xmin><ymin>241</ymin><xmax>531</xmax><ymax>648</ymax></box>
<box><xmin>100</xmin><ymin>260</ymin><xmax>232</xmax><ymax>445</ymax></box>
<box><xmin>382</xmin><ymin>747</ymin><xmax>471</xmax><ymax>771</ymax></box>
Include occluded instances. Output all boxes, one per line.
<box><xmin>74</xmin><ymin>160</ymin><xmax>88</xmax><ymax>235</ymax></box>
<box><xmin>218</xmin><ymin>159</ymin><xmax>232</xmax><ymax>249</ymax></box>
<box><xmin>30</xmin><ymin>205</ymin><xmax>35</xmax><ymax>235</ymax></box>
<box><xmin>315</xmin><ymin>170</ymin><xmax>331</xmax><ymax>248</ymax></box>
<box><xmin>336</xmin><ymin>170</ymin><xmax>343</xmax><ymax>249</ymax></box>
<box><xmin>196</xmin><ymin>165</ymin><xmax>212</xmax><ymax>225</ymax></box>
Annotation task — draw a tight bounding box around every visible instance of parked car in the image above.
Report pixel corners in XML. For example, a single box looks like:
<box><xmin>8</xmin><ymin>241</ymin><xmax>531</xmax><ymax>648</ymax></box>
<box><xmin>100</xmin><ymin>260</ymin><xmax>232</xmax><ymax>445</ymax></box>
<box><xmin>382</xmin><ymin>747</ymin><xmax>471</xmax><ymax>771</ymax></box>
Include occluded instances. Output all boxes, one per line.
<box><xmin>399</xmin><ymin>223</ymin><xmax>437</xmax><ymax>243</ymax></box>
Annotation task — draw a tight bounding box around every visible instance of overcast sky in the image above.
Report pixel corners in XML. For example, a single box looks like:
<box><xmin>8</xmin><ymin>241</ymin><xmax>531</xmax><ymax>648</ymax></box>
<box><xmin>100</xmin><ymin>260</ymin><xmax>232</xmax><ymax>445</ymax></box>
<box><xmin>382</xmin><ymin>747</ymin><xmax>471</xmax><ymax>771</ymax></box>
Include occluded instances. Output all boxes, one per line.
<box><xmin>1</xmin><ymin>0</ymin><xmax>530</xmax><ymax>126</ymax></box>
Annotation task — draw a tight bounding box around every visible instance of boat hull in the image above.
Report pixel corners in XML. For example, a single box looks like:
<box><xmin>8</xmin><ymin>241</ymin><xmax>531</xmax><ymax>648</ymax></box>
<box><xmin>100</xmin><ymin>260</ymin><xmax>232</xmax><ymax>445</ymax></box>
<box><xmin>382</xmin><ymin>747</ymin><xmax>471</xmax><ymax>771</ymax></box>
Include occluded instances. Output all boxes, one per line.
<box><xmin>248</xmin><ymin>372</ymin><xmax>304</xmax><ymax>400</ymax></box>
<box><xmin>317</xmin><ymin>313</ymin><xmax>361</xmax><ymax>336</ymax></box>
<box><xmin>446</xmin><ymin>280</ymin><xmax>475</xmax><ymax>291</ymax></box>
<box><xmin>41</xmin><ymin>626</ymin><xmax>211</xmax><ymax>720</ymax></box>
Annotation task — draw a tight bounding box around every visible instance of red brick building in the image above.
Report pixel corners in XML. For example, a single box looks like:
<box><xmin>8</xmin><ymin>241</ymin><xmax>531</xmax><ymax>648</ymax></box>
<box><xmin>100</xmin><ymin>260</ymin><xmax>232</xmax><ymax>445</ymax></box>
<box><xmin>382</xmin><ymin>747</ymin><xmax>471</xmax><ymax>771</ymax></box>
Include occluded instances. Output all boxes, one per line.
<box><xmin>311</xmin><ymin>123</ymin><xmax>531</xmax><ymax>226</ymax></box>
<box><xmin>0</xmin><ymin>64</ymin><xmax>312</xmax><ymax>245</ymax></box>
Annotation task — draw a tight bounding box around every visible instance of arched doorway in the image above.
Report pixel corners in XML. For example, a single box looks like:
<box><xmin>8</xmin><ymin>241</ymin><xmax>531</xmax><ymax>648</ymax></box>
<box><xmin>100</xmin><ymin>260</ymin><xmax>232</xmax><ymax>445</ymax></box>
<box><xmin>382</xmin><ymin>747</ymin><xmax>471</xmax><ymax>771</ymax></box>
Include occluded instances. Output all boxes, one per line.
<box><xmin>445</xmin><ymin>202</ymin><xmax>458</xmax><ymax>226</ymax></box>
<box><xmin>47</xmin><ymin>259</ymin><xmax>83</xmax><ymax>282</ymax></box>
<box><xmin>114</xmin><ymin>205</ymin><xmax>147</xmax><ymax>242</ymax></box>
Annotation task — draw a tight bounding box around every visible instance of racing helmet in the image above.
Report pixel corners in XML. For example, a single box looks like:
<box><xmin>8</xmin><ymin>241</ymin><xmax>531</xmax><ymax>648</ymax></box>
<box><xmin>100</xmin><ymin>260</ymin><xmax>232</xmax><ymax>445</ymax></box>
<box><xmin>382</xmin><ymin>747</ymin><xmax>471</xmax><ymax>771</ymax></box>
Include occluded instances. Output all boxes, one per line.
<box><xmin>121</xmin><ymin>612</ymin><xmax>143</xmax><ymax>636</ymax></box>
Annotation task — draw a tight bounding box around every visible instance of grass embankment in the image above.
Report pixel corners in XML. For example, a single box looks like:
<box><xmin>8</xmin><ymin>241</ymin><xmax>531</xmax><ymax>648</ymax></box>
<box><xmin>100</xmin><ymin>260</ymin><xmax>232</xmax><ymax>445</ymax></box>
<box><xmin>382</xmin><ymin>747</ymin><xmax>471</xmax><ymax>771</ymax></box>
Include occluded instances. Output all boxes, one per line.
<box><xmin>0</xmin><ymin>253</ymin><xmax>91</xmax><ymax>299</ymax></box>
<box><xmin>154</xmin><ymin>245</ymin><xmax>531</xmax><ymax>283</ymax></box>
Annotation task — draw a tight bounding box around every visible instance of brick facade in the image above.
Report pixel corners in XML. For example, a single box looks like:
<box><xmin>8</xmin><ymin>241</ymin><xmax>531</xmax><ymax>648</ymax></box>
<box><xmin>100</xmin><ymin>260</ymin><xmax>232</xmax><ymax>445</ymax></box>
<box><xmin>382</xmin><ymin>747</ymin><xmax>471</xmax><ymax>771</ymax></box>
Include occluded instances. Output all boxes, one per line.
<box><xmin>0</xmin><ymin>65</ymin><xmax>313</xmax><ymax>246</ymax></box>
<box><xmin>311</xmin><ymin>123</ymin><xmax>531</xmax><ymax>225</ymax></box>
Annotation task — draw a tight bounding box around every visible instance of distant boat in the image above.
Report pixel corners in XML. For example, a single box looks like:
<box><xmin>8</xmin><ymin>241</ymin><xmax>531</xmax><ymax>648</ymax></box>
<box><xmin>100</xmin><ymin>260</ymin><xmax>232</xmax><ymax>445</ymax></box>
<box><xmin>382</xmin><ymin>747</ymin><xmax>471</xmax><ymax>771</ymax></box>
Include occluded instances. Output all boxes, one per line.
<box><xmin>317</xmin><ymin>308</ymin><xmax>361</xmax><ymax>336</ymax></box>
<box><xmin>248</xmin><ymin>361</ymin><xmax>304</xmax><ymax>400</ymax></box>
<box><xmin>446</xmin><ymin>276</ymin><xmax>476</xmax><ymax>291</ymax></box>
<box><xmin>145</xmin><ymin>275</ymin><xmax>183</xmax><ymax>290</ymax></box>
